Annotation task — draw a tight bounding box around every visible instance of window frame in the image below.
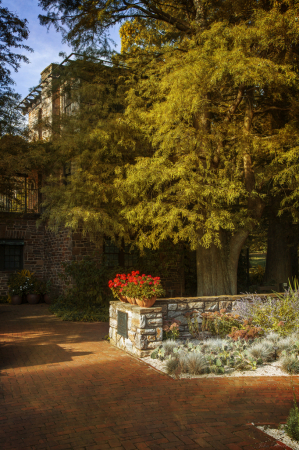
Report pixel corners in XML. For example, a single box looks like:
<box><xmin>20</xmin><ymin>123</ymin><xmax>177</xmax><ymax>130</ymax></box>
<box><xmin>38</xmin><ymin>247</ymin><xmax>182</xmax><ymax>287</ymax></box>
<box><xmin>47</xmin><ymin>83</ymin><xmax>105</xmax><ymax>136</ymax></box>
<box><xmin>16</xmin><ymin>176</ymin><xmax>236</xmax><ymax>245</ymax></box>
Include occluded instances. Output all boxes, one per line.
<box><xmin>0</xmin><ymin>240</ymin><xmax>24</xmax><ymax>271</ymax></box>
<box><xmin>103</xmin><ymin>238</ymin><xmax>138</xmax><ymax>268</ymax></box>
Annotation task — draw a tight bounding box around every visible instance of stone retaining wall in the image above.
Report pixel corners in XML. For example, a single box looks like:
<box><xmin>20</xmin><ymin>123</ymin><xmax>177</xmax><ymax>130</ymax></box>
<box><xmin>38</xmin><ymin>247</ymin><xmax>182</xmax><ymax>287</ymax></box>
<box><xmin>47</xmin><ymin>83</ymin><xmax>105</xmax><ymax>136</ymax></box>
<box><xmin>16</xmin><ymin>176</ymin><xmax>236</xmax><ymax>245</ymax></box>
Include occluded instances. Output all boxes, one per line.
<box><xmin>109</xmin><ymin>294</ymin><xmax>275</xmax><ymax>358</ymax></box>
<box><xmin>109</xmin><ymin>301</ymin><xmax>163</xmax><ymax>358</ymax></box>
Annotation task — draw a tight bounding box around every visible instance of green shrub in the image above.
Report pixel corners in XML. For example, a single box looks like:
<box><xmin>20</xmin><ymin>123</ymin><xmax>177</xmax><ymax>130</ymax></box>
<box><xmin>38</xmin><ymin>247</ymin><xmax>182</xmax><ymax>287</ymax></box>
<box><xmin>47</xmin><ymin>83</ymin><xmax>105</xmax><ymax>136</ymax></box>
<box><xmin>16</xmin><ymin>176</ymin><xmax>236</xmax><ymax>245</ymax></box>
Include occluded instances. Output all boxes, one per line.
<box><xmin>49</xmin><ymin>257</ymin><xmax>116</xmax><ymax>322</ymax></box>
<box><xmin>201</xmin><ymin>310</ymin><xmax>242</xmax><ymax>337</ymax></box>
<box><xmin>286</xmin><ymin>401</ymin><xmax>299</xmax><ymax>442</ymax></box>
<box><xmin>49</xmin><ymin>299</ymin><xmax>109</xmax><ymax>322</ymax></box>
<box><xmin>242</xmin><ymin>285</ymin><xmax>299</xmax><ymax>336</ymax></box>
<box><xmin>281</xmin><ymin>355</ymin><xmax>299</xmax><ymax>374</ymax></box>
<box><xmin>249</xmin><ymin>264</ymin><xmax>265</xmax><ymax>285</ymax></box>
<box><xmin>185</xmin><ymin>311</ymin><xmax>201</xmax><ymax>338</ymax></box>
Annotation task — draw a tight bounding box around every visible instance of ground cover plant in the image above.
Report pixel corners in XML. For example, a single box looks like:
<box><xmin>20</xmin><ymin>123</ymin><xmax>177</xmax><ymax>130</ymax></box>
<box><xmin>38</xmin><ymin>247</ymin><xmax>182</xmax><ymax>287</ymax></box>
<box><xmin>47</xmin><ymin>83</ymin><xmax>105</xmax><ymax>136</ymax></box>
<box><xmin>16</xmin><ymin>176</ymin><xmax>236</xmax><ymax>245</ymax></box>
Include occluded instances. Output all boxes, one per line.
<box><xmin>151</xmin><ymin>332</ymin><xmax>299</xmax><ymax>376</ymax></box>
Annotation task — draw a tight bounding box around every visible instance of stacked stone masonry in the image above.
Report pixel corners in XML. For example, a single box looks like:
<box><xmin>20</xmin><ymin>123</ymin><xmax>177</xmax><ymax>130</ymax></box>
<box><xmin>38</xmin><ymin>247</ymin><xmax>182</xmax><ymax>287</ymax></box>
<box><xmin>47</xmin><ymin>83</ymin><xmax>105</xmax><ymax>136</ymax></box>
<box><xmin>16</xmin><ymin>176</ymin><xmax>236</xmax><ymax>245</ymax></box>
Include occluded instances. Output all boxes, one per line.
<box><xmin>109</xmin><ymin>294</ymin><xmax>275</xmax><ymax>358</ymax></box>
<box><xmin>109</xmin><ymin>301</ymin><xmax>163</xmax><ymax>358</ymax></box>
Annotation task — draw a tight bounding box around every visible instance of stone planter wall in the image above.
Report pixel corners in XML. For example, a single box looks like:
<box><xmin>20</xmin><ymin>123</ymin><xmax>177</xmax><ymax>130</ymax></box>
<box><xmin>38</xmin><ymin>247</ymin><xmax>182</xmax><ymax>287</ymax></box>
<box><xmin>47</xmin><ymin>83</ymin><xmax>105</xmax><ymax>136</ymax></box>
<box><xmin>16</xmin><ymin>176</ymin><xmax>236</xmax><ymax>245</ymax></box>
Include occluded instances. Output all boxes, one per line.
<box><xmin>109</xmin><ymin>301</ymin><xmax>163</xmax><ymax>358</ymax></box>
<box><xmin>109</xmin><ymin>294</ymin><xmax>276</xmax><ymax>358</ymax></box>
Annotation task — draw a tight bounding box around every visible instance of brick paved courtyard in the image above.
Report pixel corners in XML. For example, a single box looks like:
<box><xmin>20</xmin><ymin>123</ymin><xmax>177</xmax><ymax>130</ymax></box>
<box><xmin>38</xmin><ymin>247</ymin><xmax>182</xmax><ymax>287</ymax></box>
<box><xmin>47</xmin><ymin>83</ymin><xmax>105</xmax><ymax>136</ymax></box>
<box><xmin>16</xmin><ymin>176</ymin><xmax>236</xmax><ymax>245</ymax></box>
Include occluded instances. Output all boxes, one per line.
<box><xmin>0</xmin><ymin>303</ymin><xmax>298</xmax><ymax>450</ymax></box>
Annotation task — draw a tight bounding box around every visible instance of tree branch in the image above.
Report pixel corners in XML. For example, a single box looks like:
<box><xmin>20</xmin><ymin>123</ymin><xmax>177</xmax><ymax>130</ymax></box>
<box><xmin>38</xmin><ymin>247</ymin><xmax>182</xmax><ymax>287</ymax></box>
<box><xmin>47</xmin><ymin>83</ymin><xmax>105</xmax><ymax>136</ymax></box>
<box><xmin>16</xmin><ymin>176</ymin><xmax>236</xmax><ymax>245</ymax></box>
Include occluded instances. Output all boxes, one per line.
<box><xmin>254</xmin><ymin>106</ymin><xmax>290</xmax><ymax>115</ymax></box>
<box><xmin>224</xmin><ymin>85</ymin><xmax>244</xmax><ymax>123</ymax></box>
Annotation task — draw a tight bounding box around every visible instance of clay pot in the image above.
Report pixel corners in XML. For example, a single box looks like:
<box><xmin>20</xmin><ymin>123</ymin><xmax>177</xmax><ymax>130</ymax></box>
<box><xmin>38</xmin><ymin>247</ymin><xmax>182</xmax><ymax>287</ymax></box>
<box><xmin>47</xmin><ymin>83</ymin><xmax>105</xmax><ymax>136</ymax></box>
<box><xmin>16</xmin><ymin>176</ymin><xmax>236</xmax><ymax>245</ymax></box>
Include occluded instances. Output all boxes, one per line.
<box><xmin>126</xmin><ymin>296</ymin><xmax>138</xmax><ymax>305</ymax></box>
<box><xmin>11</xmin><ymin>295</ymin><xmax>22</xmax><ymax>305</ymax></box>
<box><xmin>27</xmin><ymin>294</ymin><xmax>40</xmax><ymax>304</ymax></box>
<box><xmin>135</xmin><ymin>297</ymin><xmax>157</xmax><ymax>308</ymax></box>
<box><xmin>119</xmin><ymin>295</ymin><xmax>129</xmax><ymax>303</ymax></box>
<box><xmin>44</xmin><ymin>294</ymin><xmax>51</xmax><ymax>304</ymax></box>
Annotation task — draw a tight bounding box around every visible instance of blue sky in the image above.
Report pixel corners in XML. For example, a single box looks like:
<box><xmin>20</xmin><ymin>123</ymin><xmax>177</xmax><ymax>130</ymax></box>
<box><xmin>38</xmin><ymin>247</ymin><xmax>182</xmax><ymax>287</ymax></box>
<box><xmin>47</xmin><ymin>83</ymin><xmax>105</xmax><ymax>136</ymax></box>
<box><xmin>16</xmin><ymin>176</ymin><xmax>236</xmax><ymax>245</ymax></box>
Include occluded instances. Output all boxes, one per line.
<box><xmin>3</xmin><ymin>0</ymin><xmax>121</xmax><ymax>100</ymax></box>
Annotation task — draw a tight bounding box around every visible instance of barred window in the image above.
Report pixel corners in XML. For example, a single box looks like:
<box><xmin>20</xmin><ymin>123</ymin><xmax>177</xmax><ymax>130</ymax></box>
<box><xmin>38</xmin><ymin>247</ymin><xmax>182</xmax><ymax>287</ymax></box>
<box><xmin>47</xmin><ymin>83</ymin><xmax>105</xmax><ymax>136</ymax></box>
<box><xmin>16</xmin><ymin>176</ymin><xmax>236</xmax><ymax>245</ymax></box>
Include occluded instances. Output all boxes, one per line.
<box><xmin>0</xmin><ymin>176</ymin><xmax>39</xmax><ymax>213</ymax></box>
<box><xmin>0</xmin><ymin>240</ymin><xmax>24</xmax><ymax>271</ymax></box>
<box><xmin>104</xmin><ymin>238</ymin><xmax>138</xmax><ymax>268</ymax></box>
<box><xmin>104</xmin><ymin>239</ymin><xmax>120</xmax><ymax>267</ymax></box>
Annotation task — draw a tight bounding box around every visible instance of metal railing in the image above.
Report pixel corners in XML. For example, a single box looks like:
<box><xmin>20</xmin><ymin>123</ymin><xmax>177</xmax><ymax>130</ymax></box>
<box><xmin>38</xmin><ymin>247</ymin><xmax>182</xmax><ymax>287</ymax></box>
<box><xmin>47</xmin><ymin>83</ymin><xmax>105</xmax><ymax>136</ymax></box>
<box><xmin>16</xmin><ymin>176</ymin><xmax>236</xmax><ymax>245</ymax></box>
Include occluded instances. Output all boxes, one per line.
<box><xmin>0</xmin><ymin>178</ymin><xmax>39</xmax><ymax>213</ymax></box>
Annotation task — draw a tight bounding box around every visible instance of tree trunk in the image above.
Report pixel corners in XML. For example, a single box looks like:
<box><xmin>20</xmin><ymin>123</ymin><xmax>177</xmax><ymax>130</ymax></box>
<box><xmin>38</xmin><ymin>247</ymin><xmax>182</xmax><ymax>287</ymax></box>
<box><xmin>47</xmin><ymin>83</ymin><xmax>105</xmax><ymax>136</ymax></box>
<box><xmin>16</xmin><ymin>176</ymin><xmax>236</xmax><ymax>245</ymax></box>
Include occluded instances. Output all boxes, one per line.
<box><xmin>196</xmin><ymin>229</ymin><xmax>249</xmax><ymax>296</ymax></box>
<box><xmin>264</xmin><ymin>215</ymin><xmax>293</xmax><ymax>288</ymax></box>
<box><xmin>291</xmin><ymin>244</ymin><xmax>298</xmax><ymax>281</ymax></box>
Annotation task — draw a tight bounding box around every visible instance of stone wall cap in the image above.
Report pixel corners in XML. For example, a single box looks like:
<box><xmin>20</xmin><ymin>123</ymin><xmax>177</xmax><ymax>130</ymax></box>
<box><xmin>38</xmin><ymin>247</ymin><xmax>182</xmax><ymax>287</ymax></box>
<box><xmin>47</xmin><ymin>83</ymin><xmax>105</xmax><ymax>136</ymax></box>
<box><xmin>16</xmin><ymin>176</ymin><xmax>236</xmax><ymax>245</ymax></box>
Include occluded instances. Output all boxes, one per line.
<box><xmin>154</xmin><ymin>293</ymin><xmax>278</xmax><ymax>303</ymax></box>
<box><xmin>110</xmin><ymin>293</ymin><xmax>278</xmax><ymax>308</ymax></box>
<box><xmin>109</xmin><ymin>301</ymin><xmax>162</xmax><ymax>312</ymax></box>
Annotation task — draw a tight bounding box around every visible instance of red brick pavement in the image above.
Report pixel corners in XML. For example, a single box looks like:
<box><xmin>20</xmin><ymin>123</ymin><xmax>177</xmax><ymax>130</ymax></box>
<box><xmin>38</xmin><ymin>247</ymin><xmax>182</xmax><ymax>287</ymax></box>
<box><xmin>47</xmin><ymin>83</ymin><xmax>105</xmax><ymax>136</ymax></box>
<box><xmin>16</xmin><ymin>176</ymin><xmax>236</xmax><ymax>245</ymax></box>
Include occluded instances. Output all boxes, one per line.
<box><xmin>0</xmin><ymin>303</ymin><xmax>298</xmax><ymax>450</ymax></box>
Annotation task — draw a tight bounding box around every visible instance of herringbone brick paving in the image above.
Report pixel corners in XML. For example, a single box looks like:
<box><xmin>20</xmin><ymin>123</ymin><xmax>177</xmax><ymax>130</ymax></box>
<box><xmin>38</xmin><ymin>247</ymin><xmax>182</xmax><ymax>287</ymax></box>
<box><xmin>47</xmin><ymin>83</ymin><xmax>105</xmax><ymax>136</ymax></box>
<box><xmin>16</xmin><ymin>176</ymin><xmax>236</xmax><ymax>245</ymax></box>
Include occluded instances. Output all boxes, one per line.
<box><xmin>0</xmin><ymin>304</ymin><xmax>298</xmax><ymax>449</ymax></box>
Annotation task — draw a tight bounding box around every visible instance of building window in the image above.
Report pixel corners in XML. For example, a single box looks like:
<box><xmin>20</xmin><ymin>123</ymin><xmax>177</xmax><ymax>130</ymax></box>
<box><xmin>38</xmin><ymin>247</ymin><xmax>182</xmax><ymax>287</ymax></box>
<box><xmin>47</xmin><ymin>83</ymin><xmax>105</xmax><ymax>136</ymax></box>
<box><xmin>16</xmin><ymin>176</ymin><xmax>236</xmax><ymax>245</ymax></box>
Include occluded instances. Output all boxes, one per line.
<box><xmin>103</xmin><ymin>238</ymin><xmax>138</xmax><ymax>268</ymax></box>
<box><xmin>0</xmin><ymin>240</ymin><xmax>24</xmax><ymax>270</ymax></box>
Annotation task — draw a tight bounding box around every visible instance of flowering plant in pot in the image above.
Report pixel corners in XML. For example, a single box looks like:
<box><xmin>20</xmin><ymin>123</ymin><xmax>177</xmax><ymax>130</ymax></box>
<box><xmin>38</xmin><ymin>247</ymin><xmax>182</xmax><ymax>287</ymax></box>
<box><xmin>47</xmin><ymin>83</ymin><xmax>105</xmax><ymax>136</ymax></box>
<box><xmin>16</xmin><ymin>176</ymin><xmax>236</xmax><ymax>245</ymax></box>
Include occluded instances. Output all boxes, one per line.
<box><xmin>108</xmin><ymin>271</ymin><xmax>165</xmax><ymax>307</ymax></box>
<box><xmin>25</xmin><ymin>277</ymin><xmax>41</xmax><ymax>304</ymax></box>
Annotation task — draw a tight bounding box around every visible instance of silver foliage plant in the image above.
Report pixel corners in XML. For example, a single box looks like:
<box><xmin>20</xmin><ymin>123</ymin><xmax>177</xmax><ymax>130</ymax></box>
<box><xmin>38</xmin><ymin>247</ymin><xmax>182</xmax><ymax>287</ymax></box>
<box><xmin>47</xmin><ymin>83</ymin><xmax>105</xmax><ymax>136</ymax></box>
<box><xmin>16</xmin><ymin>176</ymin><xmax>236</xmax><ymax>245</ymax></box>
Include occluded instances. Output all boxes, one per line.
<box><xmin>248</xmin><ymin>341</ymin><xmax>274</xmax><ymax>362</ymax></box>
<box><xmin>232</xmin><ymin>294</ymin><xmax>263</xmax><ymax>320</ymax></box>
<box><xmin>152</xmin><ymin>330</ymin><xmax>299</xmax><ymax>376</ymax></box>
<box><xmin>234</xmin><ymin>288</ymin><xmax>299</xmax><ymax>331</ymax></box>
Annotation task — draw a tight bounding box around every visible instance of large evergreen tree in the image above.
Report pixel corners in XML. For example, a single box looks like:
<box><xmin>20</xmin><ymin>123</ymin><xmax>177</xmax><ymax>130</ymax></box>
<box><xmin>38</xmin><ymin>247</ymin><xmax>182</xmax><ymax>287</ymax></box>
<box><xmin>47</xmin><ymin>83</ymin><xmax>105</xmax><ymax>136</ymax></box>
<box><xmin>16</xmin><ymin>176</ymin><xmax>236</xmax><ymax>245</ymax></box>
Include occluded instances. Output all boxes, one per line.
<box><xmin>38</xmin><ymin>0</ymin><xmax>299</xmax><ymax>295</ymax></box>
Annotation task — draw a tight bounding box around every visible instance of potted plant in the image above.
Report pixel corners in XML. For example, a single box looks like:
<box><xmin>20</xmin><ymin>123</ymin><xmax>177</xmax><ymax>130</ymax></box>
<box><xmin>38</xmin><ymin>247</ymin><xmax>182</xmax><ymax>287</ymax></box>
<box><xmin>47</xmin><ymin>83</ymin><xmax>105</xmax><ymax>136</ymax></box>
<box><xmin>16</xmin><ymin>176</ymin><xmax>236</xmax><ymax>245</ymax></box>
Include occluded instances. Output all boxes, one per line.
<box><xmin>8</xmin><ymin>270</ymin><xmax>36</xmax><ymax>305</ymax></box>
<box><xmin>25</xmin><ymin>277</ymin><xmax>41</xmax><ymax>304</ymax></box>
<box><xmin>108</xmin><ymin>271</ymin><xmax>165</xmax><ymax>307</ymax></box>
<box><xmin>40</xmin><ymin>280</ymin><xmax>52</xmax><ymax>304</ymax></box>
<box><xmin>8</xmin><ymin>272</ymin><xmax>25</xmax><ymax>305</ymax></box>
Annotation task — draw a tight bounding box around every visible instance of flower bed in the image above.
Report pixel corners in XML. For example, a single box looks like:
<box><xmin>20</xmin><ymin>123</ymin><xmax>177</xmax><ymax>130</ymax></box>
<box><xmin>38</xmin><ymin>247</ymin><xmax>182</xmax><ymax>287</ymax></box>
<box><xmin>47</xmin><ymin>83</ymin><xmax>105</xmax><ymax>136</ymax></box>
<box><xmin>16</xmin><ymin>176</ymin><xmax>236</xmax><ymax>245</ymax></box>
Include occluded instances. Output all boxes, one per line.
<box><xmin>149</xmin><ymin>332</ymin><xmax>299</xmax><ymax>377</ymax></box>
<box><xmin>147</xmin><ymin>285</ymin><xmax>299</xmax><ymax>378</ymax></box>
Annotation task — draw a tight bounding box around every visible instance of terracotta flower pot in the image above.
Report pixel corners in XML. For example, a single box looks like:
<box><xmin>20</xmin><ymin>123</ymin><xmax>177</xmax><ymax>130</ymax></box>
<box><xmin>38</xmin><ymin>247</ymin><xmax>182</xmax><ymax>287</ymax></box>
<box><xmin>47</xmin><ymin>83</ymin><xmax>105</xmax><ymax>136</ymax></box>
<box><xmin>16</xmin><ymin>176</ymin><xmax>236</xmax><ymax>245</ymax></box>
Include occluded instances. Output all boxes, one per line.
<box><xmin>27</xmin><ymin>294</ymin><xmax>40</xmax><ymax>304</ymax></box>
<box><xmin>44</xmin><ymin>294</ymin><xmax>51</xmax><ymax>304</ymax></box>
<box><xmin>126</xmin><ymin>296</ymin><xmax>138</xmax><ymax>305</ymax></box>
<box><xmin>11</xmin><ymin>295</ymin><xmax>22</xmax><ymax>305</ymax></box>
<box><xmin>135</xmin><ymin>297</ymin><xmax>157</xmax><ymax>308</ymax></box>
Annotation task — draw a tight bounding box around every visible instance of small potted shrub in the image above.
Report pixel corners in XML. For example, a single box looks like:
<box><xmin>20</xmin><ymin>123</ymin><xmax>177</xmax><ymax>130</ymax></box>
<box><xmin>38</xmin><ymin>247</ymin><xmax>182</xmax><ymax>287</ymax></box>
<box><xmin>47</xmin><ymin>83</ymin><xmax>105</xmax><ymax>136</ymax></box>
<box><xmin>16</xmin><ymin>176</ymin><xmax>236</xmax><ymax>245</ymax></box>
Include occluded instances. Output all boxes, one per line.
<box><xmin>40</xmin><ymin>280</ymin><xmax>52</xmax><ymax>304</ymax></box>
<box><xmin>8</xmin><ymin>272</ymin><xmax>26</xmax><ymax>305</ymax></box>
<box><xmin>108</xmin><ymin>271</ymin><xmax>165</xmax><ymax>307</ymax></box>
<box><xmin>25</xmin><ymin>277</ymin><xmax>41</xmax><ymax>304</ymax></box>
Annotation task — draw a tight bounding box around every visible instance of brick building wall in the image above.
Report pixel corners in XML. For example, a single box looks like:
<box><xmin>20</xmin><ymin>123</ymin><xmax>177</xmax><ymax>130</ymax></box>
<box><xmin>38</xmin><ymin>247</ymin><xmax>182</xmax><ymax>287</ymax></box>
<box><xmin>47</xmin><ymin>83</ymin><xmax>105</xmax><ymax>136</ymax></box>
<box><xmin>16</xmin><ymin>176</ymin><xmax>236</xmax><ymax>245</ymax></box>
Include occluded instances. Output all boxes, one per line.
<box><xmin>44</xmin><ymin>227</ymin><xmax>72</xmax><ymax>294</ymax></box>
<box><xmin>0</xmin><ymin>215</ymin><xmax>184</xmax><ymax>298</ymax></box>
<box><xmin>44</xmin><ymin>228</ymin><xmax>102</xmax><ymax>294</ymax></box>
<box><xmin>0</xmin><ymin>215</ymin><xmax>45</xmax><ymax>295</ymax></box>
<box><xmin>0</xmin><ymin>215</ymin><xmax>103</xmax><ymax>297</ymax></box>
